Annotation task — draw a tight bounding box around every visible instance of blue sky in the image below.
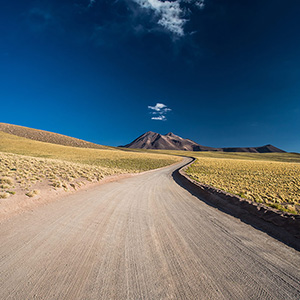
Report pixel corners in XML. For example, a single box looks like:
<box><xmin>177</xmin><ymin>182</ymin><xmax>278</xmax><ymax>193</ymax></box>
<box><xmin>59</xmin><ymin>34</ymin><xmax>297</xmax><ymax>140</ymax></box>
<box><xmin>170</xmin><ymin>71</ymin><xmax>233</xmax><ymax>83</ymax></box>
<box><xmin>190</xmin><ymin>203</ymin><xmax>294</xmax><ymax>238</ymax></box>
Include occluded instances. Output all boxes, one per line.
<box><xmin>1</xmin><ymin>0</ymin><xmax>300</xmax><ymax>151</ymax></box>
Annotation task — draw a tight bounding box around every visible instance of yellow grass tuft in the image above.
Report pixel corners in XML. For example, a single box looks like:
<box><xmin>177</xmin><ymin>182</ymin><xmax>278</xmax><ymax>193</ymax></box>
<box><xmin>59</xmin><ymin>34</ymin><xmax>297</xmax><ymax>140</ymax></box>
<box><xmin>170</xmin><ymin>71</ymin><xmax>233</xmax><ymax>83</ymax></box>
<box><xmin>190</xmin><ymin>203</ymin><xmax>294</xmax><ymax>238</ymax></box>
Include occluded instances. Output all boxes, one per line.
<box><xmin>0</xmin><ymin>192</ymin><xmax>10</xmax><ymax>199</ymax></box>
<box><xmin>0</xmin><ymin>177</ymin><xmax>14</xmax><ymax>185</ymax></box>
<box><xmin>25</xmin><ymin>190</ymin><xmax>40</xmax><ymax>197</ymax></box>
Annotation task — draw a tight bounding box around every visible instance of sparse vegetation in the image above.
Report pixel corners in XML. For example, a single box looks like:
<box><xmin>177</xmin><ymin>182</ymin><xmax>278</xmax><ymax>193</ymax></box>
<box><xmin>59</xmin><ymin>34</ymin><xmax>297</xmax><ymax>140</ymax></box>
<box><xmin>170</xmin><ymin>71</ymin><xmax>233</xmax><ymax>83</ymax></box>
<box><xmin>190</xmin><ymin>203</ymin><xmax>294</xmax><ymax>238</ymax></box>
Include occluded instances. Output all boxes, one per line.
<box><xmin>26</xmin><ymin>190</ymin><xmax>40</xmax><ymax>198</ymax></box>
<box><xmin>128</xmin><ymin>149</ymin><xmax>300</xmax><ymax>214</ymax></box>
<box><xmin>0</xmin><ymin>192</ymin><xmax>10</xmax><ymax>199</ymax></box>
<box><xmin>140</xmin><ymin>149</ymin><xmax>300</xmax><ymax>164</ymax></box>
<box><xmin>0</xmin><ymin>176</ymin><xmax>14</xmax><ymax>185</ymax></box>
<box><xmin>2</xmin><ymin>127</ymin><xmax>299</xmax><ymax>216</ymax></box>
<box><xmin>0</xmin><ymin>133</ymin><xmax>181</xmax><ymax>198</ymax></box>
<box><xmin>0</xmin><ymin>131</ymin><xmax>180</xmax><ymax>172</ymax></box>
<box><xmin>185</xmin><ymin>157</ymin><xmax>300</xmax><ymax>214</ymax></box>
<box><xmin>0</xmin><ymin>122</ymin><xmax>109</xmax><ymax>149</ymax></box>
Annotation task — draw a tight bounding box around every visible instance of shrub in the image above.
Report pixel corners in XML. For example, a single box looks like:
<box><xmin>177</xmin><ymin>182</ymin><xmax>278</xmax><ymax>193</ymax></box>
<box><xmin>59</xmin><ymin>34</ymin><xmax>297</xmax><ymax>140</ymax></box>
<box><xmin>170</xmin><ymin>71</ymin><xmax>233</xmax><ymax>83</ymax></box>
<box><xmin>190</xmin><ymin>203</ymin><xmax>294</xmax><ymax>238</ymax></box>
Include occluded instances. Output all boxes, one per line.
<box><xmin>0</xmin><ymin>177</ymin><xmax>14</xmax><ymax>185</ymax></box>
<box><xmin>0</xmin><ymin>192</ymin><xmax>10</xmax><ymax>199</ymax></box>
<box><xmin>25</xmin><ymin>190</ymin><xmax>40</xmax><ymax>197</ymax></box>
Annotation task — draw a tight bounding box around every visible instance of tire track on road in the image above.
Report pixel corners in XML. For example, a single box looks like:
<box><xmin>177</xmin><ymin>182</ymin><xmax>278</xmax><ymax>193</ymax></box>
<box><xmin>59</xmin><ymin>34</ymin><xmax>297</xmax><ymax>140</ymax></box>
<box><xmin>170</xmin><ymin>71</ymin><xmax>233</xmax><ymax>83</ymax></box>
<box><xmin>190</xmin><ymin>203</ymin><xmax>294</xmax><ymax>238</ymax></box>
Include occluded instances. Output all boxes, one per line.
<box><xmin>0</xmin><ymin>158</ymin><xmax>299</xmax><ymax>299</ymax></box>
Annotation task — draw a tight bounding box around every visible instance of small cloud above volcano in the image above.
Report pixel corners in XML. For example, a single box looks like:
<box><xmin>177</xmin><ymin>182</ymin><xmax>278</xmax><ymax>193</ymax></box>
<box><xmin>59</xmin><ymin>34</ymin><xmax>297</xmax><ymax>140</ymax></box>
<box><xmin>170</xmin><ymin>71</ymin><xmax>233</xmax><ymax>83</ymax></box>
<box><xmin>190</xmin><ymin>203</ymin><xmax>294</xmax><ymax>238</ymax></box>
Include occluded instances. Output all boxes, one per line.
<box><xmin>148</xmin><ymin>103</ymin><xmax>172</xmax><ymax>121</ymax></box>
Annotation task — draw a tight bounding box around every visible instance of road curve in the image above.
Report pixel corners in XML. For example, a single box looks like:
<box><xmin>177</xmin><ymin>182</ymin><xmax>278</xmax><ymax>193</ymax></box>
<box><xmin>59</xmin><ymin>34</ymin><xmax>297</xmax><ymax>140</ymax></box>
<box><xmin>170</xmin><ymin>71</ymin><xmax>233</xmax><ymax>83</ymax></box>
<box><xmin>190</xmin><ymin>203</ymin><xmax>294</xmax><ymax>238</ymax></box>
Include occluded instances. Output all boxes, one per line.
<box><xmin>0</xmin><ymin>158</ymin><xmax>299</xmax><ymax>299</ymax></box>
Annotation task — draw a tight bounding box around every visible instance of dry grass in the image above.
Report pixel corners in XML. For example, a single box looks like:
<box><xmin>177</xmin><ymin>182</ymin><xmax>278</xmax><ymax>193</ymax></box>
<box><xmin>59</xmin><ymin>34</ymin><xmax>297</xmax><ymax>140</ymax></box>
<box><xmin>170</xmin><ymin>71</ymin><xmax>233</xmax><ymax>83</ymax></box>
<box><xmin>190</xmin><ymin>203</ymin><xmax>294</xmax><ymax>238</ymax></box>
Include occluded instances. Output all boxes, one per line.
<box><xmin>0</xmin><ymin>134</ymin><xmax>180</xmax><ymax>198</ymax></box>
<box><xmin>0</xmin><ymin>192</ymin><xmax>10</xmax><ymax>199</ymax></box>
<box><xmin>0</xmin><ymin>176</ymin><xmax>14</xmax><ymax>185</ymax></box>
<box><xmin>128</xmin><ymin>149</ymin><xmax>300</xmax><ymax>214</ymax></box>
<box><xmin>137</xmin><ymin>149</ymin><xmax>300</xmax><ymax>164</ymax></box>
<box><xmin>186</xmin><ymin>157</ymin><xmax>300</xmax><ymax>214</ymax></box>
<box><xmin>0</xmin><ymin>131</ymin><xmax>180</xmax><ymax>172</ymax></box>
<box><xmin>25</xmin><ymin>190</ymin><xmax>40</xmax><ymax>197</ymax></box>
<box><xmin>4</xmin><ymin>126</ymin><xmax>298</xmax><ymax>215</ymax></box>
<box><xmin>0</xmin><ymin>122</ymin><xmax>109</xmax><ymax>149</ymax></box>
<box><xmin>0</xmin><ymin>152</ymin><xmax>114</xmax><ymax>198</ymax></box>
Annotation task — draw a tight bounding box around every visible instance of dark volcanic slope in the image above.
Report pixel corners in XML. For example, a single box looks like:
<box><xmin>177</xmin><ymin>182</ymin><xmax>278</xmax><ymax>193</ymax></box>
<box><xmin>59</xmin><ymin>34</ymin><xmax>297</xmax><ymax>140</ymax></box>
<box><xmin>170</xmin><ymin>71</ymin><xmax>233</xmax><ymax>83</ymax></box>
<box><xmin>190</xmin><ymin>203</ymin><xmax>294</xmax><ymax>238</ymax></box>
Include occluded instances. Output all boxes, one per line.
<box><xmin>123</xmin><ymin>131</ymin><xmax>218</xmax><ymax>151</ymax></box>
<box><xmin>222</xmin><ymin>144</ymin><xmax>286</xmax><ymax>153</ymax></box>
<box><xmin>255</xmin><ymin>144</ymin><xmax>286</xmax><ymax>153</ymax></box>
<box><xmin>0</xmin><ymin>123</ymin><xmax>108</xmax><ymax>149</ymax></box>
<box><xmin>123</xmin><ymin>131</ymin><xmax>286</xmax><ymax>153</ymax></box>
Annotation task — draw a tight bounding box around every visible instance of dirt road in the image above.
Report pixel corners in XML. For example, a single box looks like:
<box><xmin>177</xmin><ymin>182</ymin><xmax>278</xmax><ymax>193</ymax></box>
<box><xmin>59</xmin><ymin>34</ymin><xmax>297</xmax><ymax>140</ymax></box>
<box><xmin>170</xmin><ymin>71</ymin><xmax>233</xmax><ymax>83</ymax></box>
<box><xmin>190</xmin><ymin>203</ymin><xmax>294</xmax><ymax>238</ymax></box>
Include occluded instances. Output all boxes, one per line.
<box><xmin>0</xmin><ymin>158</ymin><xmax>299</xmax><ymax>299</ymax></box>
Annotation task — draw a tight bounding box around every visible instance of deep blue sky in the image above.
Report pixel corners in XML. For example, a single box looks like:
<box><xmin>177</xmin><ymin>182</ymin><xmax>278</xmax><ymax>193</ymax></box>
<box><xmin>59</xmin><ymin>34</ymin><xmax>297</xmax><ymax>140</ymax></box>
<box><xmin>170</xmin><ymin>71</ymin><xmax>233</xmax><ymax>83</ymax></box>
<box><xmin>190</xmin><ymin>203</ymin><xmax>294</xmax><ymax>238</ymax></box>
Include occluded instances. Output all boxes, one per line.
<box><xmin>1</xmin><ymin>0</ymin><xmax>300</xmax><ymax>151</ymax></box>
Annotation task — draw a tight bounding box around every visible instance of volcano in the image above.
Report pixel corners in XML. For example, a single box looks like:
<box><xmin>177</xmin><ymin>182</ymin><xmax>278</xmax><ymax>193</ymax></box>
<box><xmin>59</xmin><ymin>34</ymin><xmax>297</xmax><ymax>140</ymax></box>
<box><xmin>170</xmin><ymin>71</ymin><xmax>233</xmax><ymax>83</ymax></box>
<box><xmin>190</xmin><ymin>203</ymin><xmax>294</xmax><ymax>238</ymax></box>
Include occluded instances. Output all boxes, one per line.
<box><xmin>122</xmin><ymin>131</ymin><xmax>286</xmax><ymax>153</ymax></box>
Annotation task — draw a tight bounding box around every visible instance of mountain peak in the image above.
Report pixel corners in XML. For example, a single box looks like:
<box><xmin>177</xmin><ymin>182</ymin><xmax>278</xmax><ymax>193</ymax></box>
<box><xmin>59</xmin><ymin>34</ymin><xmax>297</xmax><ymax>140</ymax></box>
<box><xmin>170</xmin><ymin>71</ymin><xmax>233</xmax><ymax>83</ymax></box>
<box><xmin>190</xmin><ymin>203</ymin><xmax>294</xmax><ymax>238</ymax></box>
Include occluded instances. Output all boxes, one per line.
<box><xmin>166</xmin><ymin>132</ymin><xmax>174</xmax><ymax>136</ymax></box>
<box><xmin>123</xmin><ymin>131</ymin><xmax>217</xmax><ymax>151</ymax></box>
<box><xmin>144</xmin><ymin>131</ymin><xmax>156</xmax><ymax>135</ymax></box>
<box><xmin>122</xmin><ymin>131</ymin><xmax>286</xmax><ymax>153</ymax></box>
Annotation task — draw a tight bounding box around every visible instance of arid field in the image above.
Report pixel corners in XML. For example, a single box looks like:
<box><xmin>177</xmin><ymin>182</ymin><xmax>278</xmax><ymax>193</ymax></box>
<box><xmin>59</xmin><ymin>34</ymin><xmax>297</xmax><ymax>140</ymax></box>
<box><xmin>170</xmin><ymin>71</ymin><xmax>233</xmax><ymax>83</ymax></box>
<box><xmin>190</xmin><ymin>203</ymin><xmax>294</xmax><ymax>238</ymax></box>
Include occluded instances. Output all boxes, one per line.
<box><xmin>0</xmin><ymin>152</ymin><xmax>119</xmax><ymax>199</ymax></box>
<box><xmin>186</xmin><ymin>156</ymin><xmax>300</xmax><ymax>214</ymax></box>
<box><xmin>0</xmin><ymin>122</ymin><xmax>109</xmax><ymax>149</ymax></box>
<box><xmin>1</xmin><ymin>129</ymin><xmax>299</xmax><ymax>215</ymax></box>
<box><xmin>0</xmin><ymin>126</ymin><xmax>300</xmax><ymax>299</ymax></box>
<box><xmin>0</xmin><ymin>131</ymin><xmax>181</xmax><ymax>200</ymax></box>
<box><xmin>142</xmin><ymin>149</ymin><xmax>300</xmax><ymax>214</ymax></box>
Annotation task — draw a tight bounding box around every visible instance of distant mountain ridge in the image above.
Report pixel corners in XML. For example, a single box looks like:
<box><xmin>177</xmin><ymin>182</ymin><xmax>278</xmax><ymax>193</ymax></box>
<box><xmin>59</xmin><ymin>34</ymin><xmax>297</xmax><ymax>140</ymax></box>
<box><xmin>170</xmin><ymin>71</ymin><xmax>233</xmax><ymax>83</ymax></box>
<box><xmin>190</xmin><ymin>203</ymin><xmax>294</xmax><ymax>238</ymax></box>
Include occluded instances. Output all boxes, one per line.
<box><xmin>122</xmin><ymin>131</ymin><xmax>286</xmax><ymax>153</ymax></box>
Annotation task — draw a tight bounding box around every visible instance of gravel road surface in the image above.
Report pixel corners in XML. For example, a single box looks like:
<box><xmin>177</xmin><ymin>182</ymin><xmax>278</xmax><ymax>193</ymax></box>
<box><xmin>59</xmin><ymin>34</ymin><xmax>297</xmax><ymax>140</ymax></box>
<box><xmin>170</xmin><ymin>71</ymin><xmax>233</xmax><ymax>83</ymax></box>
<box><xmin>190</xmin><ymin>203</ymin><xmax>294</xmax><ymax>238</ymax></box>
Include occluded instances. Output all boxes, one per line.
<box><xmin>0</xmin><ymin>158</ymin><xmax>299</xmax><ymax>299</ymax></box>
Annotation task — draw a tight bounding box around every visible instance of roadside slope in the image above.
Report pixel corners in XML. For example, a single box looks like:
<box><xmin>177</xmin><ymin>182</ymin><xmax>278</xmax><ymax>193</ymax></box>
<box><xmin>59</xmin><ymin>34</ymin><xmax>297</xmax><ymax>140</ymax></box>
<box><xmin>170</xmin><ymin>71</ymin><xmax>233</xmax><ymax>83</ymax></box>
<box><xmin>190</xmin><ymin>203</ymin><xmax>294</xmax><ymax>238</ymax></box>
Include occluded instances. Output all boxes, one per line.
<box><xmin>0</xmin><ymin>122</ymin><xmax>109</xmax><ymax>149</ymax></box>
<box><xmin>0</xmin><ymin>158</ymin><xmax>299</xmax><ymax>299</ymax></box>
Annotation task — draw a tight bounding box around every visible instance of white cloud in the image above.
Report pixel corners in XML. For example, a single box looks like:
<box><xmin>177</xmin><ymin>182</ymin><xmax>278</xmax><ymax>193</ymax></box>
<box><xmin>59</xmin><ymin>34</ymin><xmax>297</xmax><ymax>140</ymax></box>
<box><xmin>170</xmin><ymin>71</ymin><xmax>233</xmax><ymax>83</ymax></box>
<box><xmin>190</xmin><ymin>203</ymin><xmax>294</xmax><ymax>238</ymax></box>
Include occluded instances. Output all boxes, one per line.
<box><xmin>148</xmin><ymin>102</ymin><xmax>171</xmax><ymax>121</ymax></box>
<box><xmin>151</xmin><ymin>115</ymin><xmax>166</xmax><ymax>121</ymax></box>
<box><xmin>148</xmin><ymin>103</ymin><xmax>166</xmax><ymax>111</ymax></box>
<box><xmin>132</xmin><ymin>0</ymin><xmax>205</xmax><ymax>36</ymax></box>
<box><xmin>133</xmin><ymin>0</ymin><xmax>185</xmax><ymax>36</ymax></box>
